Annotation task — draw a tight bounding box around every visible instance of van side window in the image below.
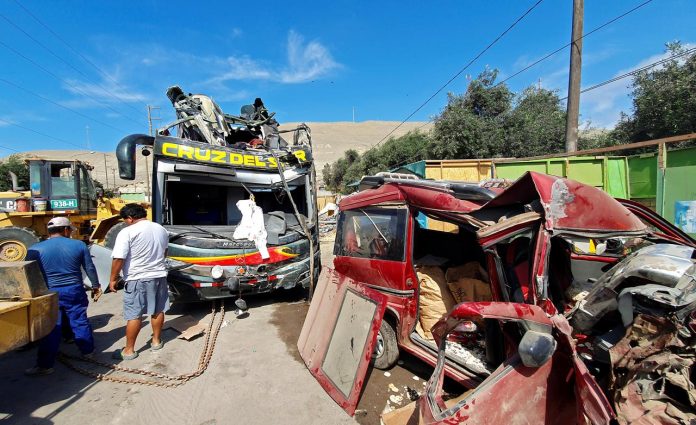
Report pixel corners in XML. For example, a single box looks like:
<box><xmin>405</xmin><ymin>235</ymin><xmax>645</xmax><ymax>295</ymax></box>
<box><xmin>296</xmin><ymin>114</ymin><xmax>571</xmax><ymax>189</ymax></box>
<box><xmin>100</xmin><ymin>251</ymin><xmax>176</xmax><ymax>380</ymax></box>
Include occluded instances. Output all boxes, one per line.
<box><xmin>334</xmin><ymin>207</ymin><xmax>407</xmax><ymax>261</ymax></box>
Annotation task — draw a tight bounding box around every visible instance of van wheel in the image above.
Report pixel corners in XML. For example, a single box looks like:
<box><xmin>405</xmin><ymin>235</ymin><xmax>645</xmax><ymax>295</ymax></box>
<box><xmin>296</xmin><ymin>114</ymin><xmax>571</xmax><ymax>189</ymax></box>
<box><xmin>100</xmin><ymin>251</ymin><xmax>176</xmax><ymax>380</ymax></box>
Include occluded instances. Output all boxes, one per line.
<box><xmin>104</xmin><ymin>221</ymin><xmax>127</xmax><ymax>249</ymax></box>
<box><xmin>0</xmin><ymin>227</ymin><xmax>40</xmax><ymax>261</ymax></box>
<box><xmin>373</xmin><ymin>320</ymin><xmax>399</xmax><ymax>370</ymax></box>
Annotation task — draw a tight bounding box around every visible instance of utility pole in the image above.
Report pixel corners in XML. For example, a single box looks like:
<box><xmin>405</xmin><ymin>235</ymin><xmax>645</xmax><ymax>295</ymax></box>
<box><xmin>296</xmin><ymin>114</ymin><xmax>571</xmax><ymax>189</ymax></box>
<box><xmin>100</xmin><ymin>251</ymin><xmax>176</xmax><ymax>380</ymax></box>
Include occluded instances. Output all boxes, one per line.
<box><xmin>85</xmin><ymin>125</ymin><xmax>91</xmax><ymax>150</ymax></box>
<box><xmin>147</xmin><ymin>105</ymin><xmax>161</xmax><ymax>136</ymax></box>
<box><xmin>565</xmin><ymin>0</ymin><xmax>584</xmax><ymax>153</ymax></box>
<box><xmin>352</xmin><ymin>107</ymin><xmax>355</xmax><ymax>123</ymax></box>
<box><xmin>103</xmin><ymin>153</ymin><xmax>109</xmax><ymax>189</ymax></box>
<box><xmin>111</xmin><ymin>168</ymin><xmax>117</xmax><ymax>191</ymax></box>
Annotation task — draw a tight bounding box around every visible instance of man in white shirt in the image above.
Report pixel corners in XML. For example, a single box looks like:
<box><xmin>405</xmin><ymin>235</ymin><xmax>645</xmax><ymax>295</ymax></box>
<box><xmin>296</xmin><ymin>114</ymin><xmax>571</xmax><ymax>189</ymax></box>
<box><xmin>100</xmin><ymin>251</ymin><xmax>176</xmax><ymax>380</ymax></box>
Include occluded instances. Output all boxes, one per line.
<box><xmin>109</xmin><ymin>204</ymin><xmax>169</xmax><ymax>360</ymax></box>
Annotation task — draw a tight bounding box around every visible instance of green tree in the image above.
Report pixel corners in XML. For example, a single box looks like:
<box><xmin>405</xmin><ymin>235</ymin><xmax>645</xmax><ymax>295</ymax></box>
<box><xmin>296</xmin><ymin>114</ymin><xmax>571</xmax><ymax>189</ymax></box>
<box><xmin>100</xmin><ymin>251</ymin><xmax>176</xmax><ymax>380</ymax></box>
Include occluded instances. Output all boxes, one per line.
<box><xmin>503</xmin><ymin>87</ymin><xmax>566</xmax><ymax>157</ymax></box>
<box><xmin>0</xmin><ymin>155</ymin><xmax>29</xmax><ymax>192</ymax></box>
<box><xmin>322</xmin><ymin>149</ymin><xmax>360</xmax><ymax>193</ymax></box>
<box><xmin>612</xmin><ymin>42</ymin><xmax>696</xmax><ymax>142</ymax></box>
<box><xmin>430</xmin><ymin>69</ymin><xmax>512</xmax><ymax>159</ymax></box>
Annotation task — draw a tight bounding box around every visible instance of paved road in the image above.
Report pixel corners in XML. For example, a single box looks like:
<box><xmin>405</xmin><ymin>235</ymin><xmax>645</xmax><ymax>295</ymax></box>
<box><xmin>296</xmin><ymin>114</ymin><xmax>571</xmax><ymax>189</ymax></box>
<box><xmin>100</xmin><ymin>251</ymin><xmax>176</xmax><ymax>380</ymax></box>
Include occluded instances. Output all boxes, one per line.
<box><xmin>0</xmin><ymin>282</ymin><xmax>355</xmax><ymax>425</ymax></box>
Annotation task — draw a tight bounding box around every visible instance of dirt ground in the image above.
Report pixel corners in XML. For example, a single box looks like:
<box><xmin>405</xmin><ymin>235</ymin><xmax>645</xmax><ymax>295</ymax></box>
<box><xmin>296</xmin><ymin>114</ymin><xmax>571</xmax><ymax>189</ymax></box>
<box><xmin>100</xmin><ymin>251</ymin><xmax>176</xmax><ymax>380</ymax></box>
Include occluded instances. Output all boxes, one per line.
<box><xmin>0</xmin><ymin>271</ymin><xmax>354</xmax><ymax>424</ymax></box>
<box><xmin>0</xmin><ymin>240</ymin><xmax>457</xmax><ymax>425</ymax></box>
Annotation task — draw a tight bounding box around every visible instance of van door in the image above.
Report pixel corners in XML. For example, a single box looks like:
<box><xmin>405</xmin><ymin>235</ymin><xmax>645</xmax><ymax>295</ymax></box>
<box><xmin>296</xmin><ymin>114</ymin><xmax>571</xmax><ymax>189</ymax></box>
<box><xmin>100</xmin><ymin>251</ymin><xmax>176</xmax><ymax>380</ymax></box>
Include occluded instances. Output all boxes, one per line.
<box><xmin>297</xmin><ymin>268</ymin><xmax>387</xmax><ymax>416</ymax></box>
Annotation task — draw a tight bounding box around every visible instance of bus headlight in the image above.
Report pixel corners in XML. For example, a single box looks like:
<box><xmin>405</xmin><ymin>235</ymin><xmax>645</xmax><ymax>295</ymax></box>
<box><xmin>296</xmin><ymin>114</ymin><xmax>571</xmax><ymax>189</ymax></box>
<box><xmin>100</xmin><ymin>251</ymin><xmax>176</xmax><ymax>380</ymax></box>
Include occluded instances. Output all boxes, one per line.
<box><xmin>211</xmin><ymin>265</ymin><xmax>224</xmax><ymax>279</ymax></box>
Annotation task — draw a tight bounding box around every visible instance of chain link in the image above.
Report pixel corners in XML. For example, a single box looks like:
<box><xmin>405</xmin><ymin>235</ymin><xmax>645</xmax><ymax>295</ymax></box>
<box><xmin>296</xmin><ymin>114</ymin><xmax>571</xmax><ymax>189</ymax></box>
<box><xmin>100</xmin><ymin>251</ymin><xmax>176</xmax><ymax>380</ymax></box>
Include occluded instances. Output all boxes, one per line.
<box><xmin>58</xmin><ymin>300</ymin><xmax>227</xmax><ymax>388</ymax></box>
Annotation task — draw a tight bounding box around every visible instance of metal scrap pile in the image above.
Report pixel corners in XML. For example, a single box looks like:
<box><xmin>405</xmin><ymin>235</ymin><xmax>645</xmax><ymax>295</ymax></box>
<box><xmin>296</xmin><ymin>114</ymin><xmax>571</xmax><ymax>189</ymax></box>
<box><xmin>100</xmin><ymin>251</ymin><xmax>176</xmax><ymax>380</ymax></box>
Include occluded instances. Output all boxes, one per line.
<box><xmin>609</xmin><ymin>314</ymin><xmax>696</xmax><ymax>425</ymax></box>
<box><xmin>318</xmin><ymin>202</ymin><xmax>339</xmax><ymax>240</ymax></box>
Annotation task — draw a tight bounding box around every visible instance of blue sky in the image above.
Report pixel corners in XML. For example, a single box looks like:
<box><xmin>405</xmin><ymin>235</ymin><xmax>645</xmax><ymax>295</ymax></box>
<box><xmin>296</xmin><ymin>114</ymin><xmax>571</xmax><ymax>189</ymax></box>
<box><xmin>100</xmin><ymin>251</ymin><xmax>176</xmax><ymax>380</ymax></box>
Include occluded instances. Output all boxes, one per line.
<box><xmin>0</xmin><ymin>0</ymin><xmax>694</xmax><ymax>154</ymax></box>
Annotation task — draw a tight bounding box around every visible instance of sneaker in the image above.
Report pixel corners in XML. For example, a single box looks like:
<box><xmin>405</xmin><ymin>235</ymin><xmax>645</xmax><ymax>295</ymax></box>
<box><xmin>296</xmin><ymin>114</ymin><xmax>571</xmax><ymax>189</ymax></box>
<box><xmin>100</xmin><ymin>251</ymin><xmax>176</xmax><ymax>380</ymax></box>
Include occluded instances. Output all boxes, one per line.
<box><xmin>24</xmin><ymin>366</ymin><xmax>54</xmax><ymax>377</ymax></box>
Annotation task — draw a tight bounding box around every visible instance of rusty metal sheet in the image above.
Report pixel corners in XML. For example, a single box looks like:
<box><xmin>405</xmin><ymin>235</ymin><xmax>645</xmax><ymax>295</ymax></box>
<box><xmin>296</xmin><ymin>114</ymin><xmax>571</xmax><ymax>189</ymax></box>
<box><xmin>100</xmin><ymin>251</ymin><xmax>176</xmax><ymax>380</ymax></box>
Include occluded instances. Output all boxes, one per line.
<box><xmin>609</xmin><ymin>315</ymin><xmax>696</xmax><ymax>424</ymax></box>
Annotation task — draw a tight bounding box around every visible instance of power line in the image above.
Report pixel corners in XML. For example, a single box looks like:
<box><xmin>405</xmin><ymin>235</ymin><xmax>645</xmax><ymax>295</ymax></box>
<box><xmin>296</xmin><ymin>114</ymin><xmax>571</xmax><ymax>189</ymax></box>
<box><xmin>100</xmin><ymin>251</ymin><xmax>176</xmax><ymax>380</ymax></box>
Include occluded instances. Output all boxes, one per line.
<box><xmin>378</xmin><ymin>0</ymin><xmax>657</xmax><ymax>165</ymax></box>
<box><xmin>0</xmin><ymin>142</ymin><xmax>22</xmax><ymax>153</ymax></box>
<box><xmin>0</xmin><ymin>78</ymin><xmax>127</xmax><ymax>133</ymax></box>
<box><xmin>386</xmin><ymin>48</ymin><xmax>696</xmax><ymax>173</ymax></box>
<box><xmin>0</xmin><ymin>117</ymin><xmax>86</xmax><ymax>149</ymax></box>
<box><xmin>367</xmin><ymin>0</ymin><xmax>546</xmax><ymax>153</ymax></box>
<box><xmin>0</xmin><ymin>13</ymin><xmax>144</xmax><ymax>123</ymax></box>
<box><xmin>496</xmin><ymin>0</ymin><xmax>654</xmax><ymax>88</ymax></box>
<box><xmin>560</xmin><ymin>47</ymin><xmax>696</xmax><ymax>101</ymax></box>
<box><xmin>0</xmin><ymin>40</ymin><xmax>140</xmax><ymax>129</ymax></box>
<box><xmin>13</xmin><ymin>0</ymin><xmax>147</xmax><ymax>118</ymax></box>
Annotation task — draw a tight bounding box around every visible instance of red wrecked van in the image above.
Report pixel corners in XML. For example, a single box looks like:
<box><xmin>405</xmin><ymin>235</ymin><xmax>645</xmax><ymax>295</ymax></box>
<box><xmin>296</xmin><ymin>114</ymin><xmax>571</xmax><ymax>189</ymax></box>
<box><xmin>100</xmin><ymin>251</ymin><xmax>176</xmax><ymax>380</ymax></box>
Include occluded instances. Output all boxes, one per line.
<box><xmin>298</xmin><ymin>172</ymin><xmax>696</xmax><ymax>424</ymax></box>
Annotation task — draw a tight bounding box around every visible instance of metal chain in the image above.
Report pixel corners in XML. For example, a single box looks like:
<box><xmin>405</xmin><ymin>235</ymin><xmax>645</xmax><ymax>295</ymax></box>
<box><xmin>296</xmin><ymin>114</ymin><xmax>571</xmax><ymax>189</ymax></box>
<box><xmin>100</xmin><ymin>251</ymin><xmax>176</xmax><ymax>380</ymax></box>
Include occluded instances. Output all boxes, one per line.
<box><xmin>58</xmin><ymin>300</ymin><xmax>227</xmax><ymax>388</ymax></box>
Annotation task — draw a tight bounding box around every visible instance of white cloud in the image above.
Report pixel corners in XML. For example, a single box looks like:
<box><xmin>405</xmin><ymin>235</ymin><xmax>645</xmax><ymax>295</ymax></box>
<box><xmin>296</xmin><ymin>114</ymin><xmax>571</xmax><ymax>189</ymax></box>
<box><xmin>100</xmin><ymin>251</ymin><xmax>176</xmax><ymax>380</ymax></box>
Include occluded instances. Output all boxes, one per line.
<box><xmin>58</xmin><ymin>30</ymin><xmax>339</xmax><ymax>112</ymax></box>
<box><xmin>207</xmin><ymin>30</ymin><xmax>340</xmax><ymax>85</ymax></box>
<box><xmin>0</xmin><ymin>112</ymin><xmax>48</xmax><ymax>127</ymax></box>
<box><xmin>63</xmin><ymin>76</ymin><xmax>147</xmax><ymax>104</ymax></box>
<box><xmin>280</xmin><ymin>31</ymin><xmax>339</xmax><ymax>83</ymax></box>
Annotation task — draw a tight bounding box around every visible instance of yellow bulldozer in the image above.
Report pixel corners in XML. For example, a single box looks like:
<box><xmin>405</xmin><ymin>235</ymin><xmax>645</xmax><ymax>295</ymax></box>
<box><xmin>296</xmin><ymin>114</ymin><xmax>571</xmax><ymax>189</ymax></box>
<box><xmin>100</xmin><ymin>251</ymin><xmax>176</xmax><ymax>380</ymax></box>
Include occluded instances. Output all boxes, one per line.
<box><xmin>0</xmin><ymin>158</ymin><xmax>146</xmax><ymax>354</ymax></box>
<box><xmin>0</xmin><ymin>158</ymin><xmax>148</xmax><ymax>261</ymax></box>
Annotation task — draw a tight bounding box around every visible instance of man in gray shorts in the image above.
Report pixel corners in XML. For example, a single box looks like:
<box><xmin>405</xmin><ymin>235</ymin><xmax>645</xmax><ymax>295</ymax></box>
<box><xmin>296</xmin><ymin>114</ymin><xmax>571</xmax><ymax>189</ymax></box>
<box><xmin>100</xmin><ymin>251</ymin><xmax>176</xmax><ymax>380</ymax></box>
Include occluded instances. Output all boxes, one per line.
<box><xmin>109</xmin><ymin>204</ymin><xmax>169</xmax><ymax>360</ymax></box>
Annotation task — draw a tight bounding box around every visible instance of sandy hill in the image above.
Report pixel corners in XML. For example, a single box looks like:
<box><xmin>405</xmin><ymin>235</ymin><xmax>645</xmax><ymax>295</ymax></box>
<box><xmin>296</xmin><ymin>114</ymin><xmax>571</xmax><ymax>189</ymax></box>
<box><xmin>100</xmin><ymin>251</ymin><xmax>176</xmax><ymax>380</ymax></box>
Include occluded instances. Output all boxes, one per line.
<box><xmin>281</xmin><ymin>121</ymin><xmax>431</xmax><ymax>172</ymax></box>
<box><xmin>5</xmin><ymin>121</ymin><xmax>431</xmax><ymax>189</ymax></box>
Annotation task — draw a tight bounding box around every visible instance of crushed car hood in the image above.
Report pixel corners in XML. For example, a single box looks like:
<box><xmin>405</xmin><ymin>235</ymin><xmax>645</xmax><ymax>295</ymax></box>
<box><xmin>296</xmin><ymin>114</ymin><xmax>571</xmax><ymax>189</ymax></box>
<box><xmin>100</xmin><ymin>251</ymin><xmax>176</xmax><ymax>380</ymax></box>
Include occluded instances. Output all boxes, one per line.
<box><xmin>483</xmin><ymin>172</ymin><xmax>647</xmax><ymax>235</ymax></box>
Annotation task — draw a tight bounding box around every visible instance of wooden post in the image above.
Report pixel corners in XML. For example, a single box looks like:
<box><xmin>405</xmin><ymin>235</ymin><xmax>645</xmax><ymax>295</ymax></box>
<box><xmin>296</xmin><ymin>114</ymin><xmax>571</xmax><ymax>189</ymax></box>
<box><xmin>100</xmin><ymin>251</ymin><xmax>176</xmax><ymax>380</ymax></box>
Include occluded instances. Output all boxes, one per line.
<box><xmin>565</xmin><ymin>0</ymin><xmax>584</xmax><ymax>153</ymax></box>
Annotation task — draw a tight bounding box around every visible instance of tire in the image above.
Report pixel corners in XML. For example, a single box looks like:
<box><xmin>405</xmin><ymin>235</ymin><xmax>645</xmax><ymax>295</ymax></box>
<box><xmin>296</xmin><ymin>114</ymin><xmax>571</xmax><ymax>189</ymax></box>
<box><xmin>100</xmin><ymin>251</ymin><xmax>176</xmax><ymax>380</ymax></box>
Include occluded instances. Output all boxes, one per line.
<box><xmin>373</xmin><ymin>319</ymin><xmax>399</xmax><ymax>370</ymax></box>
<box><xmin>104</xmin><ymin>221</ymin><xmax>127</xmax><ymax>249</ymax></box>
<box><xmin>0</xmin><ymin>226</ymin><xmax>40</xmax><ymax>261</ymax></box>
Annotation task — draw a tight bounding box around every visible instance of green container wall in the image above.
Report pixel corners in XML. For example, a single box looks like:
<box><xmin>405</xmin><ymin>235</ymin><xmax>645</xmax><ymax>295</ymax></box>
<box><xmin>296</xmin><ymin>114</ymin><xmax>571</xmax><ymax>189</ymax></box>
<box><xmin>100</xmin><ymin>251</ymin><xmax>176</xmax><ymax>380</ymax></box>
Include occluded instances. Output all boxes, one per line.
<box><xmin>660</xmin><ymin>146</ymin><xmax>696</xmax><ymax>236</ymax></box>
<box><xmin>667</xmin><ymin>146</ymin><xmax>696</xmax><ymax>167</ymax></box>
<box><xmin>627</xmin><ymin>154</ymin><xmax>657</xmax><ymax>199</ymax></box>
<box><xmin>626</xmin><ymin>146</ymin><xmax>696</xmax><ymax>214</ymax></box>
<box><xmin>662</xmin><ymin>166</ymin><xmax>696</xmax><ymax>237</ymax></box>
<box><xmin>494</xmin><ymin>156</ymin><xmax>628</xmax><ymax>198</ymax></box>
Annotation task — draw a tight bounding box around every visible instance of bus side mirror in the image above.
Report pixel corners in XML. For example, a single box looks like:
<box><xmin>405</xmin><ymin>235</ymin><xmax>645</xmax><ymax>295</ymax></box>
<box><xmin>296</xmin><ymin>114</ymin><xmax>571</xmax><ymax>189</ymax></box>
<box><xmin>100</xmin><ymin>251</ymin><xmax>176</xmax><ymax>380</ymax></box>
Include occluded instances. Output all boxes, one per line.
<box><xmin>116</xmin><ymin>134</ymin><xmax>154</xmax><ymax>180</ymax></box>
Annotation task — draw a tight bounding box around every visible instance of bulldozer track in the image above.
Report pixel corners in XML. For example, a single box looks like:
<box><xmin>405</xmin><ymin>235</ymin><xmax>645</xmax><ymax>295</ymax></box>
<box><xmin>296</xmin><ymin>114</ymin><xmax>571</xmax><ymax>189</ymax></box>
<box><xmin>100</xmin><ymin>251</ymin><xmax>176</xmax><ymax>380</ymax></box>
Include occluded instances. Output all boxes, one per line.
<box><xmin>58</xmin><ymin>300</ymin><xmax>226</xmax><ymax>388</ymax></box>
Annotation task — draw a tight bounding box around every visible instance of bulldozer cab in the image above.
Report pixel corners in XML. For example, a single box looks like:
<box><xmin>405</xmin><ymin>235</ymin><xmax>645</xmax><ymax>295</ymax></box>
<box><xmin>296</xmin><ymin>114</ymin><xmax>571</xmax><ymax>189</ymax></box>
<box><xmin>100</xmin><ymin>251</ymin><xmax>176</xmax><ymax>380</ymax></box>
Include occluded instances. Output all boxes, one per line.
<box><xmin>27</xmin><ymin>160</ymin><xmax>97</xmax><ymax>213</ymax></box>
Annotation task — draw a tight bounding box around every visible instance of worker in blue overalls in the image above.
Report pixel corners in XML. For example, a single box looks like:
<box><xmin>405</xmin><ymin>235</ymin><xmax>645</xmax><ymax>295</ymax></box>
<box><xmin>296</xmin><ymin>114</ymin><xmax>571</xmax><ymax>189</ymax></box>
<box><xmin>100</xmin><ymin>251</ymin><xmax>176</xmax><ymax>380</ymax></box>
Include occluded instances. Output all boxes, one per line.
<box><xmin>24</xmin><ymin>217</ymin><xmax>102</xmax><ymax>376</ymax></box>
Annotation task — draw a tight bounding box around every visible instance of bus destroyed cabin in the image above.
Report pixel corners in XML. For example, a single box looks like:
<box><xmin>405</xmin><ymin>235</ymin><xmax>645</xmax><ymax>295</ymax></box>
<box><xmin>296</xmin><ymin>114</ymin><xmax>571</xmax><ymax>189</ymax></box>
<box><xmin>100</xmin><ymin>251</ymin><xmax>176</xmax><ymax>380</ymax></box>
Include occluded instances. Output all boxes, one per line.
<box><xmin>298</xmin><ymin>172</ymin><xmax>696</xmax><ymax>424</ymax></box>
<box><xmin>116</xmin><ymin>86</ymin><xmax>320</xmax><ymax>302</ymax></box>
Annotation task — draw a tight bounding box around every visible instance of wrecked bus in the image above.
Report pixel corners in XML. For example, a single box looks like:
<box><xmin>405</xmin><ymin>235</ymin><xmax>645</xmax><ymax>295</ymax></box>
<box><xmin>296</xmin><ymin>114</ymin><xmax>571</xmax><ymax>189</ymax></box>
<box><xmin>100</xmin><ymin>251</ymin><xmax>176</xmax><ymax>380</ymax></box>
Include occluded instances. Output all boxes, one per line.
<box><xmin>115</xmin><ymin>87</ymin><xmax>320</xmax><ymax>302</ymax></box>
<box><xmin>298</xmin><ymin>172</ymin><xmax>696</xmax><ymax>423</ymax></box>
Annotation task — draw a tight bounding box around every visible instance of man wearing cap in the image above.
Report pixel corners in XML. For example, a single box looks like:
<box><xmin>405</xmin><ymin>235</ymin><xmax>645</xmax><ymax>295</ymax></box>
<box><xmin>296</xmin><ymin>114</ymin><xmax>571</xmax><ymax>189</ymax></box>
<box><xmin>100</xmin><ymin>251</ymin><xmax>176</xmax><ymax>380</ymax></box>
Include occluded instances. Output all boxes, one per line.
<box><xmin>109</xmin><ymin>203</ymin><xmax>169</xmax><ymax>360</ymax></box>
<box><xmin>24</xmin><ymin>216</ymin><xmax>101</xmax><ymax>376</ymax></box>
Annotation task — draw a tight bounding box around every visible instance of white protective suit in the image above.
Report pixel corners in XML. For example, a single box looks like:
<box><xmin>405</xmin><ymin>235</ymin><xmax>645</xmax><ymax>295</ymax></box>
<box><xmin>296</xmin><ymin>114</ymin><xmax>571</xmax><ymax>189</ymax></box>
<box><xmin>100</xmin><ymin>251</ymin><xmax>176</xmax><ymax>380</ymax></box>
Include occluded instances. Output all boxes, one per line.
<box><xmin>233</xmin><ymin>199</ymin><xmax>270</xmax><ymax>259</ymax></box>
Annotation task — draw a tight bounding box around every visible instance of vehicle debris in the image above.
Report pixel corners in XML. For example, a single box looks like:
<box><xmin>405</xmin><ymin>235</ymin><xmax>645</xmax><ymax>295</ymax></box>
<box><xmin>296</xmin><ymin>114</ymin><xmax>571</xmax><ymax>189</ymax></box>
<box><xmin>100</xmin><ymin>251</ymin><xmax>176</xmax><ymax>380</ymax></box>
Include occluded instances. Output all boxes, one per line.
<box><xmin>297</xmin><ymin>171</ymin><xmax>696</xmax><ymax>423</ymax></box>
<box><xmin>609</xmin><ymin>314</ymin><xmax>696</xmax><ymax>424</ymax></box>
